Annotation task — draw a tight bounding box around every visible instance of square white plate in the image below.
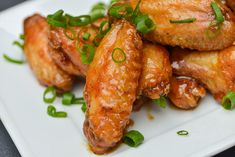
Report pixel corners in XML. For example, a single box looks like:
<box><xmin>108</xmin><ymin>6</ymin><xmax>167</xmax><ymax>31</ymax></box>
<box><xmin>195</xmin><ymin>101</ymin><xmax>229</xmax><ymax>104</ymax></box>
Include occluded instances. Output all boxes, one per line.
<box><xmin>0</xmin><ymin>0</ymin><xmax>235</xmax><ymax>157</ymax></box>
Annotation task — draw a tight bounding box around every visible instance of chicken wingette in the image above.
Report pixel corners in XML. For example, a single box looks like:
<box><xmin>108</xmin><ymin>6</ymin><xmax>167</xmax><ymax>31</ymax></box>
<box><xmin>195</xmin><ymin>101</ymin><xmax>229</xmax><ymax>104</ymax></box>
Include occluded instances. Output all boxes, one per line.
<box><xmin>169</xmin><ymin>76</ymin><xmax>206</xmax><ymax>110</ymax></box>
<box><xmin>24</xmin><ymin>14</ymin><xmax>73</xmax><ymax>91</ymax></box>
<box><xmin>130</xmin><ymin>0</ymin><xmax>235</xmax><ymax>51</ymax></box>
<box><xmin>171</xmin><ymin>46</ymin><xmax>235</xmax><ymax>102</ymax></box>
<box><xmin>83</xmin><ymin>20</ymin><xmax>142</xmax><ymax>154</ymax></box>
<box><xmin>138</xmin><ymin>42</ymin><xmax>172</xmax><ymax>99</ymax></box>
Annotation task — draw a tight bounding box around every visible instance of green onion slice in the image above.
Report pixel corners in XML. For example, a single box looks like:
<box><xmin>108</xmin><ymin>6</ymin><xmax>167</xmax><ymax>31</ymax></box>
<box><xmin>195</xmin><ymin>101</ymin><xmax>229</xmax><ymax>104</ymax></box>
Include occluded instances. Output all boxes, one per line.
<box><xmin>13</xmin><ymin>41</ymin><xmax>23</xmax><ymax>50</ymax></box>
<box><xmin>93</xmin><ymin>33</ymin><xmax>104</xmax><ymax>46</ymax></box>
<box><xmin>3</xmin><ymin>54</ymin><xmax>24</xmax><ymax>64</ymax></box>
<box><xmin>221</xmin><ymin>91</ymin><xmax>235</xmax><ymax>110</ymax></box>
<box><xmin>63</xmin><ymin>28</ymin><xmax>76</xmax><ymax>40</ymax></box>
<box><xmin>90</xmin><ymin>2</ymin><xmax>106</xmax><ymax>22</ymax></box>
<box><xmin>62</xmin><ymin>92</ymin><xmax>75</xmax><ymax>105</ymax></box>
<box><xmin>153</xmin><ymin>96</ymin><xmax>167</xmax><ymax>108</ymax></box>
<box><xmin>79</xmin><ymin>44</ymin><xmax>95</xmax><ymax>64</ymax></box>
<box><xmin>112</xmin><ymin>48</ymin><xmax>126</xmax><ymax>64</ymax></box>
<box><xmin>123</xmin><ymin>130</ymin><xmax>144</xmax><ymax>147</ymax></box>
<box><xmin>81</xmin><ymin>102</ymin><xmax>87</xmax><ymax>113</ymax></box>
<box><xmin>72</xmin><ymin>97</ymin><xmax>85</xmax><ymax>104</ymax></box>
<box><xmin>99</xmin><ymin>21</ymin><xmax>111</xmax><ymax>35</ymax></box>
<box><xmin>47</xmin><ymin>105</ymin><xmax>67</xmax><ymax>118</ymax></box>
<box><xmin>170</xmin><ymin>18</ymin><xmax>196</xmax><ymax>24</ymax></box>
<box><xmin>211</xmin><ymin>2</ymin><xmax>224</xmax><ymax>24</ymax></box>
<box><xmin>131</xmin><ymin>0</ymin><xmax>142</xmax><ymax>20</ymax></box>
<box><xmin>136</xmin><ymin>16</ymin><xmax>155</xmax><ymax>34</ymax></box>
<box><xmin>66</xmin><ymin>14</ymin><xmax>91</xmax><ymax>27</ymax></box>
<box><xmin>20</xmin><ymin>34</ymin><xmax>25</xmax><ymax>40</ymax></box>
<box><xmin>47</xmin><ymin>10</ymin><xmax>67</xmax><ymax>28</ymax></box>
<box><xmin>43</xmin><ymin>87</ymin><xmax>56</xmax><ymax>103</ymax></box>
<box><xmin>82</xmin><ymin>32</ymin><xmax>91</xmax><ymax>41</ymax></box>
<box><xmin>109</xmin><ymin>4</ymin><xmax>133</xmax><ymax>19</ymax></box>
<box><xmin>177</xmin><ymin>130</ymin><xmax>189</xmax><ymax>136</ymax></box>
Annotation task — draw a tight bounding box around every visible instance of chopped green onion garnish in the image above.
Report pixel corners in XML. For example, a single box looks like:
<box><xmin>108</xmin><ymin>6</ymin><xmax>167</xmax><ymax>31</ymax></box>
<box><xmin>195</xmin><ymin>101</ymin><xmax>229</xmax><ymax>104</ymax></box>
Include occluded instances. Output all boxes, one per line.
<box><xmin>43</xmin><ymin>87</ymin><xmax>56</xmax><ymax>104</ymax></box>
<box><xmin>177</xmin><ymin>130</ymin><xmax>189</xmax><ymax>136</ymax></box>
<box><xmin>99</xmin><ymin>21</ymin><xmax>111</xmax><ymax>35</ymax></box>
<box><xmin>20</xmin><ymin>34</ymin><xmax>25</xmax><ymax>40</ymax></box>
<box><xmin>72</xmin><ymin>97</ymin><xmax>85</xmax><ymax>104</ymax></box>
<box><xmin>170</xmin><ymin>18</ymin><xmax>196</xmax><ymax>24</ymax></box>
<box><xmin>109</xmin><ymin>4</ymin><xmax>133</xmax><ymax>19</ymax></box>
<box><xmin>221</xmin><ymin>91</ymin><xmax>235</xmax><ymax>110</ymax></box>
<box><xmin>82</xmin><ymin>32</ymin><xmax>91</xmax><ymax>41</ymax></box>
<box><xmin>136</xmin><ymin>16</ymin><xmax>155</xmax><ymax>34</ymax></box>
<box><xmin>90</xmin><ymin>2</ymin><xmax>106</xmax><ymax>22</ymax></box>
<box><xmin>47</xmin><ymin>105</ymin><xmax>67</xmax><ymax>118</ymax></box>
<box><xmin>62</xmin><ymin>92</ymin><xmax>75</xmax><ymax>105</ymax></box>
<box><xmin>112</xmin><ymin>48</ymin><xmax>126</xmax><ymax>64</ymax></box>
<box><xmin>93</xmin><ymin>33</ymin><xmax>104</xmax><ymax>46</ymax></box>
<box><xmin>3</xmin><ymin>54</ymin><xmax>24</xmax><ymax>64</ymax></box>
<box><xmin>66</xmin><ymin>14</ymin><xmax>91</xmax><ymax>27</ymax></box>
<box><xmin>13</xmin><ymin>41</ymin><xmax>23</xmax><ymax>50</ymax></box>
<box><xmin>81</xmin><ymin>102</ymin><xmax>87</xmax><ymax>113</ymax></box>
<box><xmin>47</xmin><ymin>10</ymin><xmax>67</xmax><ymax>28</ymax></box>
<box><xmin>211</xmin><ymin>2</ymin><xmax>224</xmax><ymax>24</ymax></box>
<box><xmin>153</xmin><ymin>96</ymin><xmax>167</xmax><ymax>108</ymax></box>
<box><xmin>110</xmin><ymin>0</ymin><xmax>120</xmax><ymax>6</ymax></box>
<box><xmin>123</xmin><ymin>130</ymin><xmax>144</xmax><ymax>147</ymax></box>
<box><xmin>63</xmin><ymin>28</ymin><xmax>76</xmax><ymax>40</ymax></box>
<box><xmin>131</xmin><ymin>0</ymin><xmax>141</xmax><ymax>21</ymax></box>
<box><xmin>79</xmin><ymin>44</ymin><xmax>95</xmax><ymax>64</ymax></box>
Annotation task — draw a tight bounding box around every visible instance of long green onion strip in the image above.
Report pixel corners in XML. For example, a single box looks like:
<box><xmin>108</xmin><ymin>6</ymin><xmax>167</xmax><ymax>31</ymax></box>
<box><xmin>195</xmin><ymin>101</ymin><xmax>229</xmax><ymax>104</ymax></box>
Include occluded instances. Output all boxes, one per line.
<box><xmin>13</xmin><ymin>41</ymin><xmax>24</xmax><ymax>50</ymax></box>
<box><xmin>153</xmin><ymin>96</ymin><xmax>167</xmax><ymax>108</ymax></box>
<box><xmin>3</xmin><ymin>54</ymin><xmax>24</xmax><ymax>64</ymax></box>
<box><xmin>66</xmin><ymin>14</ymin><xmax>91</xmax><ymax>27</ymax></box>
<box><xmin>47</xmin><ymin>105</ymin><xmax>67</xmax><ymax>118</ymax></box>
<box><xmin>123</xmin><ymin>130</ymin><xmax>144</xmax><ymax>147</ymax></box>
<box><xmin>47</xmin><ymin>10</ymin><xmax>67</xmax><ymax>28</ymax></box>
<box><xmin>82</xmin><ymin>32</ymin><xmax>91</xmax><ymax>41</ymax></box>
<box><xmin>221</xmin><ymin>91</ymin><xmax>235</xmax><ymax>110</ymax></box>
<box><xmin>90</xmin><ymin>2</ymin><xmax>106</xmax><ymax>22</ymax></box>
<box><xmin>79</xmin><ymin>44</ymin><xmax>95</xmax><ymax>64</ymax></box>
<box><xmin>170</xmin><ymin>18</ymin><xmax>196</xmax><ymax>24</ymax></box>
<box><xmin>43</xmin><ymin>87</ymin><xmax>57</xmax><ymax>104</ymax></box>
<box><xmin>211</xmin><ymin>2</ymin><xmax>224</xmax><ymax>24</ymax></box>
<box><xmin>112</xmin><ymin>48</ymin><xmax>126</xmax><ymax>64</ymax></box>
<box><xmin>63</xmin><ymin>28</ymin><xmax>76</xmax><ymax>40</ymax></box>
<box><xmin>177</xmin><ymin>130</ymin><xmax>189</xmax><ymax>136</ymax></box>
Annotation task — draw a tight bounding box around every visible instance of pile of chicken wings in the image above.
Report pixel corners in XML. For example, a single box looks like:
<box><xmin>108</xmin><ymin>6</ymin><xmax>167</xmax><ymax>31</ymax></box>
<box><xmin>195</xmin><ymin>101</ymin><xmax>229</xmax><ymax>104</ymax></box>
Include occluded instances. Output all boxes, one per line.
<box><xmin>23</xmin><ymin>0</ymin><xmax>235</xmax><ymax>154</ymax></box>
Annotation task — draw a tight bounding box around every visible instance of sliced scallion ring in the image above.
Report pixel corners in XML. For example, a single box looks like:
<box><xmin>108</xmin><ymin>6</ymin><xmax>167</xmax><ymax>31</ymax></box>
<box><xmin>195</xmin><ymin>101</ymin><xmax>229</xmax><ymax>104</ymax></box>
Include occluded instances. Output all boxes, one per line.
<box><xmin>123</xmin><ymin>130</ymin><xmax>144</xmax><ymax>147</ymax></box>
<box><xmin>153</xmin><ymin>96</ymin><xmax>167</xmax><ymax>108</ymax></box>
<box><xmin>67</xmin><ymin>14</ymin><xmax>91</xmax><ymax>27</ymax></box>
<box><xmin>79</xmin><ymin>44</ymin><xmax>95</xmax><ymax>64</ymax></box>
<box><xmin>136</xmin><ymin>16</ymin><xmax>155</xmax><ymax>34</ymax></box>
<box><xmin>99</xmin><ymin>21</ymin><xmax>111</xmax><ymax>35</ymax></box>
<box><xmin>93</xmin><ymin>33</ymin><xmax>104</xmax><ymax>46</ymax></box>
<box><xmin>63</xmin><ymin>28</ymin><xmax>76</xmax><ymax>40</ymax></box>
<box><xmin>109</xmin><ymin>4</ymin><xmax>133</xmax><ymax>19</ymax></box>
<box><xmin>62</xmin><ymin>92</ymin><xmax>75</xmax><ymax>105</ymax></box>
<box><xmin>112</xmin><ymin>48</ymin><xmax>126</xmax><ymax>64</ymax></box>
<box><xmin>177</xmin><ymin>130</ymin><xmax>189</xmax><ymax>136</ymax></box>
<box><xmin>221</xmin><ymin>91</ymin><xmax>235</xmax><ymax>110</ymax></box>
<box><xmin>47</xmin><ymin>105</ymin><xmax>67</xmax><ymax>118</ymax></box>
<box><xmin>47</xmin><ymin>10</ymin><xmax>67</xmax><ymax>28</ymax></box>
<box><xmin>43</xmin><ymin>87</ymin><xmax>56</xmax><ymax>103</ymax></box>
<box><xmin>82</xmin><ymin>32</ymin><xmax>91</xmax><ymax>41</ymax></box>
<box><xmin>81</xmin><ymin>102</ymin><xmax>87</xmax><ymax>113</ymax></box>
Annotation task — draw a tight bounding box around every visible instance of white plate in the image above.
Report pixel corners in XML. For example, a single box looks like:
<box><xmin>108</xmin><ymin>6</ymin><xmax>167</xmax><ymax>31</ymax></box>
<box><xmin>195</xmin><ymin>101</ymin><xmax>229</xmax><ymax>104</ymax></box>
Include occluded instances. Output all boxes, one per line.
<box><xmin>0</xmin><ymin>0</ymin><xmax>235</xmax><ymax>157</ymax></box>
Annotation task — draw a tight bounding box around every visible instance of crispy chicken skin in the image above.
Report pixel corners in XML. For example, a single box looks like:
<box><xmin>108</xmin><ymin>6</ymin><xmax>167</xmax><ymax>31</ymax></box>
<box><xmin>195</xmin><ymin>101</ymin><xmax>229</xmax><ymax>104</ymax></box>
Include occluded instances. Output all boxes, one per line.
<box><xmin>138</xmin><ymin>42</ymin><xmax>172</xmax><ymax>99</ymax></box>
<box><xmin>169</xmin><ymin>76</ymin><xmax>206</xmax><ymax>110</ymax></box>
<box><xmin>83</xmin><ymin>20</ymin><xmax>142</xmax><ymax>154</ymax></box>
<box><xmin>226</xmin><ymin>0</ymin><xmax>235</xmax><ymax>12</ymax></box>
<box><xmin>171</xmin><ymin>46</ymin><xmax>235</xmax><ymax>101</ymax></box>
<box><xmin>24</xmin><ymin>14</ymin><xmax>73</xmax><ymax>91</ymax></box>
<box><xmin>49</xmin><ymin>25</ymin><xmax>99</xmax><ymax>76</ymax></box>
<box><xmin>130</xmin><ymin>0</ymin><xmax>235</xmax><ymax>51</ymax></box>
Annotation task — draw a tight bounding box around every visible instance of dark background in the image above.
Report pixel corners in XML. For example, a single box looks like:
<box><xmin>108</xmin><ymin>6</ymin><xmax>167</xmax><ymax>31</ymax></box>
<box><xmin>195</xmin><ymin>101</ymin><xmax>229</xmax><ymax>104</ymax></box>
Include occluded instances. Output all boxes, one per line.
<box><xmin>0</xmin><ymin>0</ymin><xmax>234</xmax><ymax>157</ymax></box>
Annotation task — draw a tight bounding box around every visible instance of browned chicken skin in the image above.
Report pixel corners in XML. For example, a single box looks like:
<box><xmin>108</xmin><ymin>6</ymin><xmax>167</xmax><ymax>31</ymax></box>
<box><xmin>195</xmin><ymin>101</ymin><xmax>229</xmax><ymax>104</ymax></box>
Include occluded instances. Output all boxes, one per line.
<box><xmin>169</xmin><ymin>76</ymin><xmax>206</xmax><ymax>110</ymax></box>
<box><xmin>171</xmin><ymin>46</ymin><xmax>235</xmax><ymax>102</ymax></box>
<box><xmin>130</xmin><ymin>0</ymin><xmax>235</xmax><ymax>51</ymax></box>
<box><xmin>24</xmin><ymin>14</ymin><xmax>73</xmax><ymax>91</ymax></box>
<box><xmin>226</xmin><ymin>0</ymin><xmax>235</xmax><ymax>12</ymax></box>
<box><xmin>138</xmin><ymin>42</ymin><xmax>172</xmax><ymax>99</ymax></box>
<box><xmin>83</xmin><ymin>20</ymin><xmax>142</xmax><ymax>154</ymax></box>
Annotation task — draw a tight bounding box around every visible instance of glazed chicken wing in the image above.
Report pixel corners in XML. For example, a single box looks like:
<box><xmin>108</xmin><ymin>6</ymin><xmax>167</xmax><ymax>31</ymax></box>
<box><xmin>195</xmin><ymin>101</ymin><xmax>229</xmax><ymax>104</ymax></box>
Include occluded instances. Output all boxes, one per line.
<box><xmin>24</xmin><ymin>14</ymin><xmax>73</xmax><ymax>91</ymax></box>
<box><xmin>169</xmin><ymin>76</ymin><xmax>206</xmax><ymax>110</ymax></box>
<box><xmin>83</xmin><ymin>20</ymin><xmax>142</xmax><ymax>154</ymax></box>
<box><xmin>226</xmin><ymin>0</ymin><xmax>235</xmax><ymax>12</ymax></box>
<box><xmin>130</xmin><ymin>0</ymin><xmax>235</xmax><ymax>51</ymax></box>
<box><xmin>138</xmin><ymin>42</ymin><xmax>172</xmax><ymax>99</ymax></box>
<box><xmin>171</xmin><ymin>46</ymin><xmax>235</xmax><ymax>102</ymax></box>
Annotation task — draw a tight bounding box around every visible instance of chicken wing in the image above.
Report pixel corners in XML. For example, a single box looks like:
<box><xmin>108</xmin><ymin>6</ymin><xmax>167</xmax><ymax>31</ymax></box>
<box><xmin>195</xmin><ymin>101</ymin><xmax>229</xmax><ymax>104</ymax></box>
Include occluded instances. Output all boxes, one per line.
<box><xmin>24</xmin><ymin>14</ymin><xmax>73</xmax><ymax>91</ymax></box>
<box><xmin>226</xmin><ymin>0</ymin><xmax>235</xmax><ymax>12</ymax></box>
<box><xmin>130</xmin><ymin>0</ymin><xmax>235</xmax><ymax>51</ymax></box>
<box><xmin>138</xmin><ymin>42</ymin><xmax>172</xmax><ymax>99</ymax></box>
<box><xmin>171</xmin><ymin>46</ymin><xmax>235</xmax><ymax>102</ymax></box>
<box><xmin>83</xmin><ymin>20</ymin><xmax>142</xmax><ymax>154</ymax></box>
<box><xmin>168</xmin><ymin>76</ymin><xmax>206</xmax><ymax>110</ymax></box>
